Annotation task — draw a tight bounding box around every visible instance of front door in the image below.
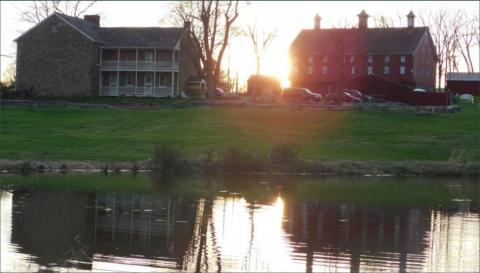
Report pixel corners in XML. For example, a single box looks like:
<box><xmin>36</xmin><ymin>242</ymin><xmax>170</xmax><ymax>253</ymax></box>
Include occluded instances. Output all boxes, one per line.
<box><xmin>144</xmin><ymin>73</ymin><xmax>153</xmax><ymax>96</ymax></box>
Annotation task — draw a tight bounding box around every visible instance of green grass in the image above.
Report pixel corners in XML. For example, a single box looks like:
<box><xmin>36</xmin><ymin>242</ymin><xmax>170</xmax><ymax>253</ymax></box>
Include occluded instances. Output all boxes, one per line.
<box><xmin>0</xmin><ymin>102</ymin><xmax>479</xmax><ymax>161</ymax></box>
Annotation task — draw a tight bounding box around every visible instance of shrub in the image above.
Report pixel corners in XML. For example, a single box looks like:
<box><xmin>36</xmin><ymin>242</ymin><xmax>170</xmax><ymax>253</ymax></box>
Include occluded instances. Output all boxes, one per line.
<box><xmin>221</xmin><ymin>147</ymin><xmax>266</xmax><ymax>173</ymax></box>
<box><xmin>270</xmin><ymin>142</ymin><xmax>299</xmax><ymax>164</ymax></box>
<box><xmin>152</xmin><ymin>145</ymin><xmax>189</xmax><ymax>176</ymax></box>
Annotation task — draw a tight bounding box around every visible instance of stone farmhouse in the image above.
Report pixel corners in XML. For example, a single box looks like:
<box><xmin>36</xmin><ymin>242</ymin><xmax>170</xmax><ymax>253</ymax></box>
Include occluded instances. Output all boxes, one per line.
<box><xmin>290</xmin><ymin>10</ymin><xmax>437</xmax><ymax>93</ymax></box>
<box><xmin>15</xmin><ymin>13</ymin><xmax>201</xmax><ymax>97</ymax></box>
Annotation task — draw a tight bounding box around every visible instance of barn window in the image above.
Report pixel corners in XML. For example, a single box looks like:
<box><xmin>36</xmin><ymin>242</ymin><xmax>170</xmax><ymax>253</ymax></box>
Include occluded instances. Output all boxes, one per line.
<box><xmin>384</xmin><ymin>56</ymin><xmax>390</xmax><ymax>63</ymax></box>
<box><xmin>367</xmin><ymin>66</ymin><xmax>373</xmax><ymax>75</ymax></box>
<box><xmin>351</xmin><ymin>66</ymin><xmax>355</xmax><ymax>74</ymax></box>
<box><xmin>322</xmin><ymin>56</ymin><xmax>328</xmax><ymax>63</ymax></box>
<box><xmin>307</xmin><ymin>65</ymin><xmax>313</xmax><ymax>75</ymax></box>
<box><xmin>400</xmin><ymin>56</ymin><xmax>406</xmax><ymax>63</ymax></box>
<box><xmin>322</xmin><ymin>65</ymin><xmax>328</xmax><ymax>75</ymax></box>
<box><xmin>368</xmin><ymin>56</ymin><xmax>373</xmax><ymax>63</ymax></box>
<box><xmin>308</xmin><ymin>56</ymin><xmax>314</xmax><ymax>63</ymax></box>
<box><xmin>400</xmin><ymin>66</ymin><xmax>405</xmax><ymax>74</ymax></box>
<box><xmin>384</xmin><ymin>66</ymin><xmax>389</xmax><ymax>75</ymax></box>
<box><xmin>350</xmin><ymin>56</ymin><xmax>355</xmax><ymax>63</ymax></box>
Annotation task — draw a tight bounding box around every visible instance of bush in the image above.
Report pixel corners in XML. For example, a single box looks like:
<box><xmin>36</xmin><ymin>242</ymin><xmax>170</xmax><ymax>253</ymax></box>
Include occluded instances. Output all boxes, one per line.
<box><xmin>0</xmin><ymin>81</ymin><xmax>15</xmax><ymax>98</ymax></box>
<box><xmin>152</xmin><ymin>145</ymin><xmax>189</xmax><ymax>176</ymax></box>
<box><xmin>270</xmin><ymin>142</ymin><xmax>299</xmax><ymax>164</ymax></box>
<box><xmin>221</xmin><ymin>147</ymin><xmax>266</xmax><ymax>173</ymax></box>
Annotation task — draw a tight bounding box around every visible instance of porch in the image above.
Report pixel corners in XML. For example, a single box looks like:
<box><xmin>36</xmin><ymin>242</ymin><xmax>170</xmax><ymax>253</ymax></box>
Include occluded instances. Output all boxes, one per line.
<box><xmin>100</xmin><ymin>48</ymin><xmax>179</xmax><ymax>71</ymax></box>
<box><xmin>100</xmin><ymin>71</ymin><xmax>178</xmax><ymax>97</ymax></box>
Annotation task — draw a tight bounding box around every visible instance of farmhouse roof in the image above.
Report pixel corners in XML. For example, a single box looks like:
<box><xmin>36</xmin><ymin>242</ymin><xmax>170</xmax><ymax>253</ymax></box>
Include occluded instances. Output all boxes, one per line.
<box><xmin>446</xmin><ymin>72</ymin><xmax>480</xmax><ymax>82</ymax></box>
<box><xmin>18</xmin><ymin>13</ymin><xmax>184</xmax><ymax>49</ymax></box>
<box><xmin>290</xmin><ymin>27</ymin><xmax>431</xmax><ymax>56</ymax></box>
<box><xmin>98</xmin><ymin>27</ymin><xmax>184</xmax><ymax>48</ymax></box>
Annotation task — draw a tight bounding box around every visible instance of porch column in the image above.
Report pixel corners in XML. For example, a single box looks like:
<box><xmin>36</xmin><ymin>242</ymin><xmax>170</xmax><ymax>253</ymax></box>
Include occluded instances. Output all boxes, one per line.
<box><xmin>153</xmin><ymin>49</ymin><xmax>156</xmax><ymax>96</ymax></box>
<box><xmin>117</xmin><ymin>49</ymin><xmax>120</xmax><ymax>96</ymax></box>
<box><xmin>135</xmin><ymin>49</ymin><xmax>138</xmax><ymax>95</ymax></box>
<box><xmin>171</xmin><ymin>50</ymin><xmax>174</xmax><ymax>96</ymax></box>
<box><xmin>176</xmin><ymin>49</ymin><xmax>180</xmax><ymax>95</ymax></box>
<box><xmin>99</xmin><ymin>49</ymin><xmax>102</xmax><ymax>95</ymax></box>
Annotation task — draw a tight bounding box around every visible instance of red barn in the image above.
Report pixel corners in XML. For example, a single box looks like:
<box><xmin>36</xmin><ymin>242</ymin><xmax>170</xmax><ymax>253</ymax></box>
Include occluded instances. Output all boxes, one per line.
<box><xmin>289</xmin><ymin>10</ymin><xmax>437</xmax><ymax>93</ymax></box>
<box><xmin>446</xmin><ymin>73</ymin><xmax>480</xmax><ymax>96</ymax></box>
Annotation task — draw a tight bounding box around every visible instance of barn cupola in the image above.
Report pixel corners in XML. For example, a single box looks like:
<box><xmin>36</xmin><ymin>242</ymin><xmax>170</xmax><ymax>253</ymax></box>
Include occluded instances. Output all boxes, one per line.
<box><xmin>407</xmin><ymin>11</ymin><xmax>415</xmax><ymax>28</ymax></box>
<box><xmin>357</xmin><ymin>10</ymin><xmax>369</xmax><ymax>29</ymax></box>
<box><xmin>314</xmin><ymin>14</ymin><xmax>322</xmax><ymax>29</ymax></box>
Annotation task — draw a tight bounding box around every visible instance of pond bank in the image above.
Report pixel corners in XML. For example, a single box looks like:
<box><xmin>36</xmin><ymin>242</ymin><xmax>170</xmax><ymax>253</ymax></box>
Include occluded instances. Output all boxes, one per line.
<box><xmin>1</xmin><ymin>159</ymin><xmax>478</xmax><ymax>177</ymax></box>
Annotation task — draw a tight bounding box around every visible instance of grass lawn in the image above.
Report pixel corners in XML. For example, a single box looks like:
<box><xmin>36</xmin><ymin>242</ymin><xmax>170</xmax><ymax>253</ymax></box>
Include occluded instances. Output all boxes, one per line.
<box><xmin>0</xmin><ymin>102</ymin><xmax>479</xmax><ymax>162</ymax></box>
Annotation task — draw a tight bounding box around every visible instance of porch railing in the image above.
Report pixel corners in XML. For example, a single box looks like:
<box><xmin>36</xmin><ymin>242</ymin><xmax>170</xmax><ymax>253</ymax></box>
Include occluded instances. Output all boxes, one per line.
<box><xmin>101</xmin><ymin>61</ymin><xmax>178</xmax><ymax>71</ymax></box>
<box><xmin>101</xmin><ymin>86</ymin><xmax>173</xmax><ymax>97</ymax></box>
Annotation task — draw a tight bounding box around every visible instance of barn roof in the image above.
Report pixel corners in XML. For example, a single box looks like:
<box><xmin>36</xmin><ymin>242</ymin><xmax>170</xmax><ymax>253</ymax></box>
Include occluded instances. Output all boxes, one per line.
<box><xmin>290</xmin><ymin>27</ymin><xmax>430</xmax><ymax>56</ymax></box>
<box><xmin>18</xmin><ymin>13</ymin><xmax>185</xmax><ymax>49</ymax></box>
<box><xmin>446</xmin><ymin>73</ymin><xmax>480</xmax><ymax>81</ymax></box>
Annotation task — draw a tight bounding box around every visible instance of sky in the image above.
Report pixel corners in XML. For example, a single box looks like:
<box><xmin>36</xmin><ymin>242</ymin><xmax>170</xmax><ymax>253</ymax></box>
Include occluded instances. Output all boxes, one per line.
<box><xmin>1</xmin><ymin>1</ymin><xmax>479</xmax><ymax>86</ymax></box>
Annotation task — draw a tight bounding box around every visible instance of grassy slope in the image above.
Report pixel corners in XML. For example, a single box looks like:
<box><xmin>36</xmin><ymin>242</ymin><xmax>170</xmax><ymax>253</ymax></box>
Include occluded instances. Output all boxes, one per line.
<box><xmin>0</xmin><ymin>102</ymin><xmax>478</xmax><ymax>161</ymax></box>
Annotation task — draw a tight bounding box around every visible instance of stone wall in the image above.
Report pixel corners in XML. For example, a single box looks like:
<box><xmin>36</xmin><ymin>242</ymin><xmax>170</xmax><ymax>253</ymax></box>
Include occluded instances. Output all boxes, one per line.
<box><xmin>16</xmin><ymin>15</ymin><xmax>100</xmax><ymax>97</ymax></box>
<box><xmin>178</xmin><ymin>31</ymin><xmax>202</xmax><ymax>94</ymax></box>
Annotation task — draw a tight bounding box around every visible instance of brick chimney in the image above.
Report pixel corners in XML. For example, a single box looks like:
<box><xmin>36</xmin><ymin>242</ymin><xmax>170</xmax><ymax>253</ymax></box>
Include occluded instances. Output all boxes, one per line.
<box><xmin>84</xmin><ymin>15</ymin><xmax>100</xmax><ymax>27</ymax></box>
<box><xmin>357</xmin><ymin>10</ymin><xmax>369</xmax><ymax>29</ymax></box>
<box><xmin>407</xmin><ymin>11</ymin><xmax>415</xmax><ymax>28</ymax></box>
<box><xmin>314</xmin><ymin>14</ymin><xmax>321</xmax><ymax>29</ymax></box>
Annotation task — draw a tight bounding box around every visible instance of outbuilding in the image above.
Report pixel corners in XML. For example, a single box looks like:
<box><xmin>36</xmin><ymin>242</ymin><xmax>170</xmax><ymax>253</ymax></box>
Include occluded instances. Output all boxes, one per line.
<box><xmin>446</xmin><ymin>73</ymin><xmax>480</xmax><ymax>96</ymax></box>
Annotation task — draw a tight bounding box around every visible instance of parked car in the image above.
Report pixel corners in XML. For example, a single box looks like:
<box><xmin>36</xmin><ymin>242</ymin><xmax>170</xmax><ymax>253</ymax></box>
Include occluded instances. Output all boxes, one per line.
<box><xmin>281</xmin><ymin>87</ymin><xmax>322</xmax><ymax>102</ymax></box>
<box><xmin>325</xmin><ymin>91</ymin><xmax>362</xmax><ymax>104</ymax></box>
<box><xmin>344</xmin><ymin>89</ymin><xmax>372</xmax><ymax>102</ymax></box>
<box><xmin>412</xmin><ymin>88</ymin><xmax>426</xmax><ymax>92</ymax></box>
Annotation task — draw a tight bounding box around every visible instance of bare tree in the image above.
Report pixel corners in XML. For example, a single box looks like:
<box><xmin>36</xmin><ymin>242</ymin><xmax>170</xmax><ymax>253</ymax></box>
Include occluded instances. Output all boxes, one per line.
<box><xmin>168</xmin><ymin>0</ymin><xmax>241</xmax><ymax>99</ymax></box>
<box><xmin>419</xmin><ymin>8</ymin><xmax>478</xmax><ymax>87</ymax></box>
<box><xmin>246</xmin><ymin>24</ymin><xmax>277</xmax><ymax>75</ymax></box>
<box><xmin>19</xmin><ymin>1</ymin><xmax>97</xmax><ymax>24</ymax></box>
<box><xmin>456</xmin><ymin>12</ymin><xmax>478</xmax><ymax>72</ymax></box>
<box><xmin>373</xmin><ymin>15</ymin><xmax>395</xmax><ymax>28</ymax></box>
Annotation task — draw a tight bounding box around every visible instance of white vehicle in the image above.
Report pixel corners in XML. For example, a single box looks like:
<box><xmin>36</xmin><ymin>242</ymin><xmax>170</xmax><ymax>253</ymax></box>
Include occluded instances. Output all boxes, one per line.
<box><xmin>412</xmin><ymin>88</ymin><xmax>426</xmax><ymax>92</ymax></box>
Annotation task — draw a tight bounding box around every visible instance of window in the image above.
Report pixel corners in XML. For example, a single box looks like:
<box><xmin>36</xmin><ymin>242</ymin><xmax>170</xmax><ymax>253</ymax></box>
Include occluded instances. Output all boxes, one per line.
<box><xmin>322</xmin><ymin>65</ymin><xmax>328</xmax><ymax>75</ymax></box>
<box><xmin>400</xmin><ymin>66</ymin><xmax>405</xmax><ymax>74</ymax></box>
<box><xmin>351</xmin><ymin>66</ymin><xmax>355</xmax><ymax>75</ymax></box>
<box><xmin>350</xmin><ymin>56</ymin><xmax>355</xmax><ymax>63</ymax></box>
<box><xmin>367</xmin><ymin>66</ymin><xmax>373</xmax><ymax>75</ymax></box>
<box><xmin>368</xmin><ymin>56</ymin><xmax>373</xmax><ymax>63</ymax></box>
<box><xmin>384</xmin><ymin>66</ymin><xmax>389</xmax><ymax>75</ymax></box>
<box><xmin>384</xmin><ymin>56</ymin><xmax>390</xmax><ymax>63</ymax></box>
<box><xmin>308</xmin><ymin>56</ymin><xmax>314</xmax><ymax>63</ymax></box>
<box><xmin>307</xmin><ymin>65</ymin><xmax>313</xmax><ymax>75</ymax></box>
<box><xmin>322</xmin><ymin>56</ymin><xmax>328</xmax><ymax>63</ymax></box>
<box><xmin>400</xmin><ymin>56</ymin><xmax>406</xmax><ymax>63</ymax></box>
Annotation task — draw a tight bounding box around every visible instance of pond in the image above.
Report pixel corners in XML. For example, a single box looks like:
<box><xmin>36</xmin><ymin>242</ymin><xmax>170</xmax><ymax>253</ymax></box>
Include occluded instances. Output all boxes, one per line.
<box><xmin>0</xmin><ymin>174</ymin><xmax>479</xmax><ymax>272</ymax></box>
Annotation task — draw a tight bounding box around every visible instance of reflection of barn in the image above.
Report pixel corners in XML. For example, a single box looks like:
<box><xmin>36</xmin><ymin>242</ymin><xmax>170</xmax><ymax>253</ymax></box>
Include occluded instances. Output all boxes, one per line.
<box><xmin>282</xmin><ymin>202</ymin><xmax>431</xmax><ymax>272</ymax></box>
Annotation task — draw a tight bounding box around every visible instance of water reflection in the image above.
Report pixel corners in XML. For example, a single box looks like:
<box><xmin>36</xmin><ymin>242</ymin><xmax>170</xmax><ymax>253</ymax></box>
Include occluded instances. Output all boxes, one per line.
<box><xmin>1</xmin><ymin>177</ymin><xmax>479</xmax><ymax>272</ymax></box>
